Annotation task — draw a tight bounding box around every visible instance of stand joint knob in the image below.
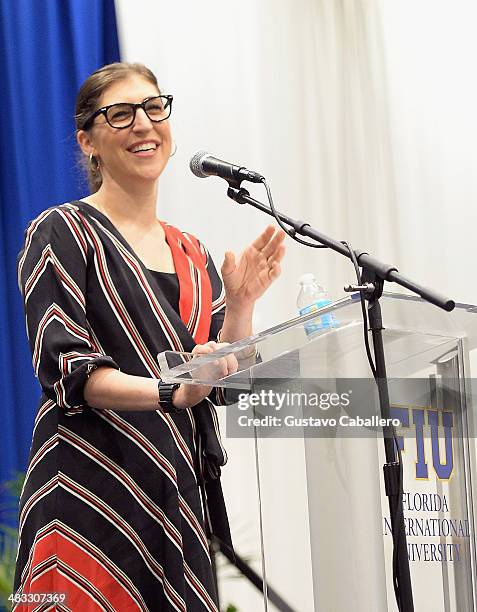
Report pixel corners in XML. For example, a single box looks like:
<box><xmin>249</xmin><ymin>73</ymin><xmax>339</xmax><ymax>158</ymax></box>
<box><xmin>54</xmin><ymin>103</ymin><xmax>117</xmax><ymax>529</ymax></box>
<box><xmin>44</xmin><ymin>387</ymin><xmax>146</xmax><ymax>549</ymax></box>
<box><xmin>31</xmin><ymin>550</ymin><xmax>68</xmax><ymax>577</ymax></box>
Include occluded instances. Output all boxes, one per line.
<box><xmin>344</xmin><ymin>282</ymin><xmax>375</xmax><ymax>294</ymax></box>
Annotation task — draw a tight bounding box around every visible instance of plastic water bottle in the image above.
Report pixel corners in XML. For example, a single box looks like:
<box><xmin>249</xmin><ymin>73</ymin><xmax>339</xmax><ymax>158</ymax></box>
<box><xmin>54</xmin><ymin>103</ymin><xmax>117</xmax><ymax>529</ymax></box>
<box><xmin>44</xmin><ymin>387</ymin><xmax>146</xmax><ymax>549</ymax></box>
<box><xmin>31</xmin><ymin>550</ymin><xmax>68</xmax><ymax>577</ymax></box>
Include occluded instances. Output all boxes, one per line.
<box><xmin>297</xmin><ymin>273</ymin><xmax>336</xmax><ymax>337</ymax></box>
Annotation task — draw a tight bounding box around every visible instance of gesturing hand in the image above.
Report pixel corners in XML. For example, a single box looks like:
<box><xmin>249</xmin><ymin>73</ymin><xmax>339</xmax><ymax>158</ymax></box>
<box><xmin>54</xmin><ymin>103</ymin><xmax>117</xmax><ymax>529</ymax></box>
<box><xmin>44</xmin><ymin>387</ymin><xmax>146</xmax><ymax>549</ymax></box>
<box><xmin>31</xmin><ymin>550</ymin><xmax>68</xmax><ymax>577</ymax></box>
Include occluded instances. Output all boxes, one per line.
<box><xmin>221</xmin><ymin>225</ymin><xmax>286</xmax><ymax>310</ymax></box>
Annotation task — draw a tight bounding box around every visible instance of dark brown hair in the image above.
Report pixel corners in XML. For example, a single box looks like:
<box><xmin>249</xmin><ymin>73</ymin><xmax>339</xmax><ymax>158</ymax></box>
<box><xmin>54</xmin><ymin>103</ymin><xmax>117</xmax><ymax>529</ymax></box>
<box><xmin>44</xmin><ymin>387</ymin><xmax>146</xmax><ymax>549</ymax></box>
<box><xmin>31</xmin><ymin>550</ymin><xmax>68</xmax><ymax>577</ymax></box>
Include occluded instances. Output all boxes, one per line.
<box><xmin>75</xmin><ymin>62</ymin><xmax>159</xmax><ymax>193</ymax></box>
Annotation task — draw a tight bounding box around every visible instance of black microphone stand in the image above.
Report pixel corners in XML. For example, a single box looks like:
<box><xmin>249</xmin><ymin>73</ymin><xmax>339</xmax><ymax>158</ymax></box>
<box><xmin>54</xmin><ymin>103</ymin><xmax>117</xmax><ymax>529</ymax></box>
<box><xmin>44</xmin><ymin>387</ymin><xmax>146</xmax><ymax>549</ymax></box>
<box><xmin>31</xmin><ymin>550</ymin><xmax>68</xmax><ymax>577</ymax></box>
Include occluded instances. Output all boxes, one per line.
<box><xmin>225</xmin><ymin>184</ymin><xmax>455</xmax><ymax>612</ymax></box>
<box><xmin>211</xmin><ymin>535</ymin><xmax>297</xmax><ymax>612</ymax></box>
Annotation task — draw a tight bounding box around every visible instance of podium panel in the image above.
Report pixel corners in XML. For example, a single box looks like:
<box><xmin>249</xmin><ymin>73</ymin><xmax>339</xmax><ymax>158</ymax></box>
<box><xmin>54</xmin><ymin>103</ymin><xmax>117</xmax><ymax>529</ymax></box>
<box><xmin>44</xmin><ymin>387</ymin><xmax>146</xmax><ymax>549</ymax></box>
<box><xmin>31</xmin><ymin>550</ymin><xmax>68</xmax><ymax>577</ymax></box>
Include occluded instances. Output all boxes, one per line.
<box><xmin>159</xmin><ymin>293</ymin><xmax>477</xmax><ymax>611</ymax></box>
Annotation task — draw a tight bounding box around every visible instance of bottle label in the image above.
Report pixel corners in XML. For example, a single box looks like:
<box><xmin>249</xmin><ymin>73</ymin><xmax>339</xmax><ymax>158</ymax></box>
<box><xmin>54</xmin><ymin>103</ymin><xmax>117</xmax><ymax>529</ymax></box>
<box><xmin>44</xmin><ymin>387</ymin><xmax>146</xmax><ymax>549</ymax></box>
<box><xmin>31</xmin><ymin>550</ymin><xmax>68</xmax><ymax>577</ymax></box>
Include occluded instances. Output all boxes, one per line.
<box><xmin>299</xmin><ymin>299</ymin><xmax>335</xmax><ymax>335</ymax></box>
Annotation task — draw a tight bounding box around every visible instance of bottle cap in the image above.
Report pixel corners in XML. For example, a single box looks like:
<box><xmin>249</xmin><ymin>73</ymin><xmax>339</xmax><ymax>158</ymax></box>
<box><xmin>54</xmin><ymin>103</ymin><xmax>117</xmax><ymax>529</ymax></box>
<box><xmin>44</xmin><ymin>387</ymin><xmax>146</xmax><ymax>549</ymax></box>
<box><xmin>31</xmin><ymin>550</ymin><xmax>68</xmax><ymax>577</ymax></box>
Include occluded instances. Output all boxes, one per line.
<box><xmin>299</xmin><ymin>273</ymin><xmax>316</xmax><ymax>285</ymax></box>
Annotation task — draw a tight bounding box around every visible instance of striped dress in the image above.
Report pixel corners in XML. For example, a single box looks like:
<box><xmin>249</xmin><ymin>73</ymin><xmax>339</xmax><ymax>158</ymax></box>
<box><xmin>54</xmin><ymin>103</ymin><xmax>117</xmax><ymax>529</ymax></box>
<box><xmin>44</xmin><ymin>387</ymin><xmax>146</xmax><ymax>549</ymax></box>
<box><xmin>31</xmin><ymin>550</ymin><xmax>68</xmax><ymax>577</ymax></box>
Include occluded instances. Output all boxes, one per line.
<box><xmin>14</xmin><ymin>201</ymin><xmax>230</xmax><ymax>611</ymax></box>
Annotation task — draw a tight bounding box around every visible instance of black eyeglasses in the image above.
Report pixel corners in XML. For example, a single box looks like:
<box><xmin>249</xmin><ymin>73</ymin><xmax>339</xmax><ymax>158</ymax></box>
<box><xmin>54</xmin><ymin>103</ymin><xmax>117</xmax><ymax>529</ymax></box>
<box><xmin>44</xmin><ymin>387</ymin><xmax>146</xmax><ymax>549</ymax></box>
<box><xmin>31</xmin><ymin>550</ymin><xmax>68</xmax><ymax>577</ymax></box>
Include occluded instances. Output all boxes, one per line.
<box><xmin>82</xmin><ymin>95</ymin><xmax>173</xmax><ymax>130</ymax></box>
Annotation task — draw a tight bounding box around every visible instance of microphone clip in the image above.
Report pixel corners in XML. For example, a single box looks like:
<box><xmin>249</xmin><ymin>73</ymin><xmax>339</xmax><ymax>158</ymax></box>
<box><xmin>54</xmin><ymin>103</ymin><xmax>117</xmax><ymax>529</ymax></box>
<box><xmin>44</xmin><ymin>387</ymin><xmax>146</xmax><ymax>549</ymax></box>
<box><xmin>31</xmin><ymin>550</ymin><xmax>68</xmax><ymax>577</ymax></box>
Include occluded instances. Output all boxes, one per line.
<box><xmin>227</xmin><ymin>186</ymin><xmax>251</xmax><ymax>205</ymax></box>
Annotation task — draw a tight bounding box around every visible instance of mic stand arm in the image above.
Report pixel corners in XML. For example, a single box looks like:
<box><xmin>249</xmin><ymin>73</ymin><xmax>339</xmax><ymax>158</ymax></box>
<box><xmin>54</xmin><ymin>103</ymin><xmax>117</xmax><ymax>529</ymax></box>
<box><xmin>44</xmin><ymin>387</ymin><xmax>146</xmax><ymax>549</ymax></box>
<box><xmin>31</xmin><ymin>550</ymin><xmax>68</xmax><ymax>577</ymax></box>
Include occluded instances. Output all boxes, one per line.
<box><xmin>227</xmin><ymin>186</ymin><xmax>454</xmax><ymax>311</ymax></box>
<box><xmin>227</xmin><ymin>185</ymin><xmax>456</xmax><ymax>612</ymax></box>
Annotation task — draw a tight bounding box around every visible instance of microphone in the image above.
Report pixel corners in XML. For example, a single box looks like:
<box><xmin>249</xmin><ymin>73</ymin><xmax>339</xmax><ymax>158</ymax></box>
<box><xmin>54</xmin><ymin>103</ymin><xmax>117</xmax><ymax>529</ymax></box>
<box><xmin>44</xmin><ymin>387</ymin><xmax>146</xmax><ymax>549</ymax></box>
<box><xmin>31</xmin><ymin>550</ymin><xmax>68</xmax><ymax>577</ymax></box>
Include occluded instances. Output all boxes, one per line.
<box><xmin>190</xmin><ymin>151</ymin><xmax>264</xmax><ymax>184</ymax></box>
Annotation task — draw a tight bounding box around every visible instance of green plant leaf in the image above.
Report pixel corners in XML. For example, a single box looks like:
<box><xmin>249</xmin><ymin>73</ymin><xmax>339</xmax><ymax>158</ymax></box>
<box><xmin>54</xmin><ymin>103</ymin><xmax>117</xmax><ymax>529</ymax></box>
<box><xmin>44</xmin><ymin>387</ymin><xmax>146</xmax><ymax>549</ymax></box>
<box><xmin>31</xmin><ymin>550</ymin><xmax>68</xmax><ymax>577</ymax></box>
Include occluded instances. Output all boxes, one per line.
<box><xmin>0</xmin><ymin>472</ymin><xmax>24</xmax><ymax>606</ymax></box>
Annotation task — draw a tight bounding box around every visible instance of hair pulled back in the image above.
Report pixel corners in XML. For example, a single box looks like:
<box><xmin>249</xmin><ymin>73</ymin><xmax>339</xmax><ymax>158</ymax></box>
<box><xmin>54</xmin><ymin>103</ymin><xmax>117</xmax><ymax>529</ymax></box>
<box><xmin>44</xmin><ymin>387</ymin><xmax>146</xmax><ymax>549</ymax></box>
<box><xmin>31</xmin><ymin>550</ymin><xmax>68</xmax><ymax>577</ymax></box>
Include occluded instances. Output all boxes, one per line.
<box><xmin>75</xmin><ymin>62</ymin><xmax>159</xmax><ymax>193</ymax></box>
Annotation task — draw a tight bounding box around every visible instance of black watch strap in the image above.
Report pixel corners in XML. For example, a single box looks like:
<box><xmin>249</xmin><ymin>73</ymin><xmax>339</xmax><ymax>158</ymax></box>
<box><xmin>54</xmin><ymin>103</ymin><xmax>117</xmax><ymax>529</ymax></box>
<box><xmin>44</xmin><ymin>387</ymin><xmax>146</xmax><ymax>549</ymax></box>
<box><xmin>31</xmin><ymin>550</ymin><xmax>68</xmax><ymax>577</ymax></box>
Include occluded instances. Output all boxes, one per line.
<box><xmin>157</xmin><ymin>382</ymin><xmax>181</xmax><ymax>413</ymax></box>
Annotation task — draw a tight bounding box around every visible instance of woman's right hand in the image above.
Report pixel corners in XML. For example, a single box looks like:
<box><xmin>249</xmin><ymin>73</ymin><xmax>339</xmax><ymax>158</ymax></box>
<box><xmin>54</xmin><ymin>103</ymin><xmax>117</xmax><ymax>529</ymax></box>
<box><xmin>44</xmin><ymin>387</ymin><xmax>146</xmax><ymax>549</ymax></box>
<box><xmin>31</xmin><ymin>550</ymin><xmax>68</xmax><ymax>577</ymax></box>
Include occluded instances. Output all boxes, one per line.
<box><xmin>172</xmin><ymin>341</ymin><xmax>238</xmax><ymax>409</ymax></box>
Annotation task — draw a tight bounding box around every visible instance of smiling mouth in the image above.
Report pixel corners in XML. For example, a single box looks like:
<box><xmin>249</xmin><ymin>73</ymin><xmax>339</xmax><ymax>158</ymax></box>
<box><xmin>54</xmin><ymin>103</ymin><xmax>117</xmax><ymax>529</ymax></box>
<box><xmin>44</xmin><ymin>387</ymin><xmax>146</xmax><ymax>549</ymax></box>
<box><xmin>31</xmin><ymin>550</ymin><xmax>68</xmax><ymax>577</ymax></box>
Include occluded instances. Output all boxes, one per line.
<box><xmin>129</xmin><ymin>142</ymin><xmax>159</xmax><ymax>153</ymax></box>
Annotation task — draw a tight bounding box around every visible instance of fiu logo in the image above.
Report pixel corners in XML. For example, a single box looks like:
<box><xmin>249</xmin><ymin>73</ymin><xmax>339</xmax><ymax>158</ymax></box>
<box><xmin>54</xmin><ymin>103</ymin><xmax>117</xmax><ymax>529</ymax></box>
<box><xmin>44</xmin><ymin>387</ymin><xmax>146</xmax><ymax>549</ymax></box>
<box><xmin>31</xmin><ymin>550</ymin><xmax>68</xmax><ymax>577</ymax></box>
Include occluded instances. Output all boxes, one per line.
<box><xmin>390</xmin><ymin>406</ymin><xmax>454</xmax><ymax>480</ymax></box>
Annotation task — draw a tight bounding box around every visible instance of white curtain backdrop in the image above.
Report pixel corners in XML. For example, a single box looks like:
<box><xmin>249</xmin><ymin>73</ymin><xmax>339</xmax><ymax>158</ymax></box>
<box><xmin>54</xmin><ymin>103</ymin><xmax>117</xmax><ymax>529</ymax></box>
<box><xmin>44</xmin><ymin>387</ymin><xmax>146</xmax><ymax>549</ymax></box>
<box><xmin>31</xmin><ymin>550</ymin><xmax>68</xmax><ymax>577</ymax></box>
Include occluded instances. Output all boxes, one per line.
<box><xmin>115</xmin><ymin>1</ymin><xmax>477</xmax><ymax>609</ymax></box>
<box><xmin>116</xmin><ymin>0</ymin><xmax>397</xmax><ymax>330</ymax></box>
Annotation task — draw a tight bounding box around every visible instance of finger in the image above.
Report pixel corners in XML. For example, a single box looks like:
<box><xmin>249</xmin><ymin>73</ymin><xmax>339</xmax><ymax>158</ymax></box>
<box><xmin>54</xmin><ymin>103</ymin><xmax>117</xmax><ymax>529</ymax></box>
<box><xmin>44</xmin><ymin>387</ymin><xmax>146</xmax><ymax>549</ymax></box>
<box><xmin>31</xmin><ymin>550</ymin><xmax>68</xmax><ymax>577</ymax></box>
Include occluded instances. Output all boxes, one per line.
<box><xmin>207</xmin><ymin>343</ymin><xmax>235</xmax><ymax>377</ymax></box>
<box><xmin>215</xmin><ymin>357</ymin><xmax>229</xmax><ymax>378</ymax></box>
<box><xmin>267</xmin><ymin>243</ymin><xmax>286</xmax><ymax>267</ymax></box>
<box><xmin>251</xmin><ymin>225</ymin><xmax>275</xmax><ymax>251</ymax></box>
<box><xmin>221</xmin><ymin>251</ymin><xmax>236</xmax><ymax>276</ymax></box>
<box><xmin>192</xmin><ymin>342</ymin><xmax>217</xmax><ymax>356</ymax></box>
<box><xmin>226</xmin><ymin>353</ymin><xmax>239</xmax><ymax>374</ymax></box>
<box><xmin>261</xmin><ymin>229</ymin><xmax>286</xmax><ymax>259</ymax></box>
<box><xmin>268</xmin><ymin>261</ymin><xmax>281</xmax><ymax>281</ymax></box>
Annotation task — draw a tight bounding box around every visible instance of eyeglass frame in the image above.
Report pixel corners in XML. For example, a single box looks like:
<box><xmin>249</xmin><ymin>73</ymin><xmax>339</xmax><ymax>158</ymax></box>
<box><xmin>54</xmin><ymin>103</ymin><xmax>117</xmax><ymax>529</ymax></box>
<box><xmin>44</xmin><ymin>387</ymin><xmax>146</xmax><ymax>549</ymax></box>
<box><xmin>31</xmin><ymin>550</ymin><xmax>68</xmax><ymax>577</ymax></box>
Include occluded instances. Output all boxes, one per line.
<box><xmin>81</xmin><ymin>95</ymin><xmax>173</xmax><ymax>130</ymax></box>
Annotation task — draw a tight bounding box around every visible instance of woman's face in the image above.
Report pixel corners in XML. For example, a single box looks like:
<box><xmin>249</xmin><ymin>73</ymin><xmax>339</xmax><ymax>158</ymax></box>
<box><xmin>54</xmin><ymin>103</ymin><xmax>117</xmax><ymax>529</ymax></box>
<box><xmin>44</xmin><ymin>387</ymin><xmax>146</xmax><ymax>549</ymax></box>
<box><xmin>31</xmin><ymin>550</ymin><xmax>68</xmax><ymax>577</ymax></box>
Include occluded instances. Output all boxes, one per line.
<box><xmin>83</xmin><ymin>74</ymin><xmax>172</xmax><ymax>187</ymax></box>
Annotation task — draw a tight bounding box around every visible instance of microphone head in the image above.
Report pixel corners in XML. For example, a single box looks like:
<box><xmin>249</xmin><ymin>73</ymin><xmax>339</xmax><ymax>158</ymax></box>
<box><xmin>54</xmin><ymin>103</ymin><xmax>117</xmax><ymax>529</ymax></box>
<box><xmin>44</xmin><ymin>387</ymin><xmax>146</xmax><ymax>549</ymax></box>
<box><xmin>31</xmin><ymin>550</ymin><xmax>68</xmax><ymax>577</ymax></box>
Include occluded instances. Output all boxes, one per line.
<box><xmin>189</xmin><ymin>150</ymin><xmax>210</xmax><ymax>178</ymax></box>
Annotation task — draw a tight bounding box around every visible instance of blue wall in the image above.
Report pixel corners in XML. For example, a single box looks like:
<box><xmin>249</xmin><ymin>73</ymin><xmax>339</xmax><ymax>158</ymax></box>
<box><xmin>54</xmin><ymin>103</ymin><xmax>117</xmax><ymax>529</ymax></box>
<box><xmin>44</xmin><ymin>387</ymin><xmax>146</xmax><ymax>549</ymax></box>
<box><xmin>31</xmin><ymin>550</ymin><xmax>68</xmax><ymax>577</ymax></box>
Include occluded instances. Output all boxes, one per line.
<box><xmin>0</xmin><ymin>0</ymin><xmax>120</xmax><ymax>486</ymax></box>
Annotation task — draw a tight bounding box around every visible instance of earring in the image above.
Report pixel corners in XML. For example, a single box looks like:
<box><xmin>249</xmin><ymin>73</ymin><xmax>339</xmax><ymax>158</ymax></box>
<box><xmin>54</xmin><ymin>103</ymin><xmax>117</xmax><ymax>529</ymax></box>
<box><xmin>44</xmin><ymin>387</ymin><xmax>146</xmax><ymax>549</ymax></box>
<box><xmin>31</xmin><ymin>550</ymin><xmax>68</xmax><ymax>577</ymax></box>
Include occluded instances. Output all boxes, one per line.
<box><xmin>89</xmin><ymin>152</ymin><xmax>101</xmax><ymax>173</ymax></box>
<box><xmin>170</xmin><ymin>140</ymin><xmax>177</xmax><ymax>157</ymax></box>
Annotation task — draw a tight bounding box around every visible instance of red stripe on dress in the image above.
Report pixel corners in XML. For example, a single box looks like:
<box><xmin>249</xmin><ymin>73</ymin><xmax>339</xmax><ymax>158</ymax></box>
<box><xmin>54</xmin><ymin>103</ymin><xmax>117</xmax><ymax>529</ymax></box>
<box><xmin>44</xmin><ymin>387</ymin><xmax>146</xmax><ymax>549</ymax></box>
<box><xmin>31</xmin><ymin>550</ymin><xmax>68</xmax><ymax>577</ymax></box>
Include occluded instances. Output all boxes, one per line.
<box><xmin>86</xmin><ymin>217</ymin><xmax>184</xmax><ymax>352</ymax></box>
<box><xmin>17</xmin><ymin>208</ymin><xmax>56</xmax><ymax>287</ymax></box>
<box><xmin>59</xmin><ymin>426</ymin><xmax>183</xmax><ymax>550</ymax></box>
<box><xmin>16</xmin><ymin>521</ymin><xmax>148</xmax><ymax>611</ymax></box>
<box><xmin>96</xmin><ymin>411</ymin><xmax>178</xmax><ymax>482</ymax></box>
<box><xmin>33</xmin><ymin>304</ymin><xmax>90</xmax><ymax>374</ymax></box>
<box><xmin>25</xmin><ymin>532</ymin><xmax>138</xmax><ymax>611</ymax></box>
<box><xmin>19</xmin><ymin>477</ymin><xmax>58</xmax><ymax>536</ymax></box>
<box><xmin>57</xmin><ymin>474</ymin><xmax>186</xmax><ymax>611</ymax></box>
<box><xmin>73</xmin><ymin>214</ymin><xmax>208</xmax><ymax>476</ymax></box>
<box><xmin>160</xmin><ymin>223</ymin><xmax>212</xmax><ymax>344</ymax></box>
<box><xmin>77</xmin><ymin>214</ymin><xmax>161</xmax><ymax>377</ymax></box>
<box><xmin>184</xmin><ymin>562</ymin><xmax>219</xmax><ymax>612</ymax></box>
<box><xmin>95</xmin><ymin>413</ymin><xmax>207</xmax><ymax>553</ymax></box>
<box><xmin>183</xmin><ymin>233</ymin><xmax>211</xmax><ymax>343</ymax></box>
<box><xmin>111</xmin><ymin>239</ymin><xmax>183</xmax><ymax>352</ymax></box>
<box><xmin>98</xmin><ymin>407</ymin><xmax>195</xmax><ymax>480</ymax></box>
<box><xmin>24</xmin><ymin>245</ymin><xmax>85</xmax><ymax>308</ymax></box>
<box><xmin>24</xmin><ymin>435</ymin><xmax>58</xmax><ymax>486</ymax></box>
<box><xmin>61</xmin><ymin>207</ymin><xmax>88</xmax><ymax>258</ymax></box>
<box><xmin>178</xmin><ymin>496</ymin><xmax>209</xmax><ymax>552</ymax></box>
<box><xmin>187</xmin><ymin>263</ymin><xmax>200</xmax><ymax>337</ymax></box>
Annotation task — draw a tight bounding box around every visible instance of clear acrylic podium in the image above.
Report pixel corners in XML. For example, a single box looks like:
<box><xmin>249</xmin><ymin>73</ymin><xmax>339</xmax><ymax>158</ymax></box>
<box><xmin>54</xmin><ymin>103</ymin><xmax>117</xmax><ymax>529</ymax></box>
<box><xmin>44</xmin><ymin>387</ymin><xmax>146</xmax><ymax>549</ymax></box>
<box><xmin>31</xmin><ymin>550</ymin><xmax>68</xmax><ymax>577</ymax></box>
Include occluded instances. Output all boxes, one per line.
<box><xmin>159</xmin><ymin>292</ymin><xmax>477</xmax><ymax>612</ymax></box>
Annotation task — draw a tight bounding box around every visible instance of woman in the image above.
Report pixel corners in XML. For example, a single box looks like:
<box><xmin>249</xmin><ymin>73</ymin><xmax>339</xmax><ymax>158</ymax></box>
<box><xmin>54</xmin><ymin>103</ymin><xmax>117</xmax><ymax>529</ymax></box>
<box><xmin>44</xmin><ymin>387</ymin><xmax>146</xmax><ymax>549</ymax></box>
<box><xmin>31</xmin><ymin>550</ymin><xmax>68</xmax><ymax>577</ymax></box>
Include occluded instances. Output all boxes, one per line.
<box><xmin>14</xmin><ymin>63</ymin><xmax>285</xmax><ymax>611</ymax></box>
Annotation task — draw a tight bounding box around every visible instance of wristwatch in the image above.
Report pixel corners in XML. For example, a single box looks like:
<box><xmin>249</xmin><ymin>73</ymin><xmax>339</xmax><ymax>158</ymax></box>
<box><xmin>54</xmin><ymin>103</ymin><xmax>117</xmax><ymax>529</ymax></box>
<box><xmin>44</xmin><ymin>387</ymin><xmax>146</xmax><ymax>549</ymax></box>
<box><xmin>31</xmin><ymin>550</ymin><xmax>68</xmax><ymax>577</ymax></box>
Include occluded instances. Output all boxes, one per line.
<box><xmin>157</xmin><ymin>382</ymin><xmax>181</xmax><ymax>413</ymax></box>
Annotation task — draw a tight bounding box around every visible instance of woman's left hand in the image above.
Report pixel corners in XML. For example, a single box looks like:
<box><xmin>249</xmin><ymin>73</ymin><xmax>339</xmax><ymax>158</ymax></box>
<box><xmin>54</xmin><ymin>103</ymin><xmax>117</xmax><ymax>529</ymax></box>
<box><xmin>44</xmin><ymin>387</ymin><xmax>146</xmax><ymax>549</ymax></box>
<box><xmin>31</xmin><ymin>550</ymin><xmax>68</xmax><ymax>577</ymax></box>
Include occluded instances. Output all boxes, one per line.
<box><xmin>221</xmin><ymin>225</ymin><xmax>286</xmax><ymax>309</ymax></box>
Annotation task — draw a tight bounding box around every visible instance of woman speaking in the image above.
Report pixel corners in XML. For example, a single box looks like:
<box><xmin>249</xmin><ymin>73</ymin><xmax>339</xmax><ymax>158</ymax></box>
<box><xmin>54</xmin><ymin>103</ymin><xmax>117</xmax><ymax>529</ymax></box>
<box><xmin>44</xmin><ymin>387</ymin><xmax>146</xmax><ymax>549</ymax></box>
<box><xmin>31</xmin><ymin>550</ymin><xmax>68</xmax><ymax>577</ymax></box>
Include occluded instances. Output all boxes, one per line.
<box><xmin>14</xmin><ymin>62</ymin><xmax>285</xmax><ymax>611</ymax></box>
